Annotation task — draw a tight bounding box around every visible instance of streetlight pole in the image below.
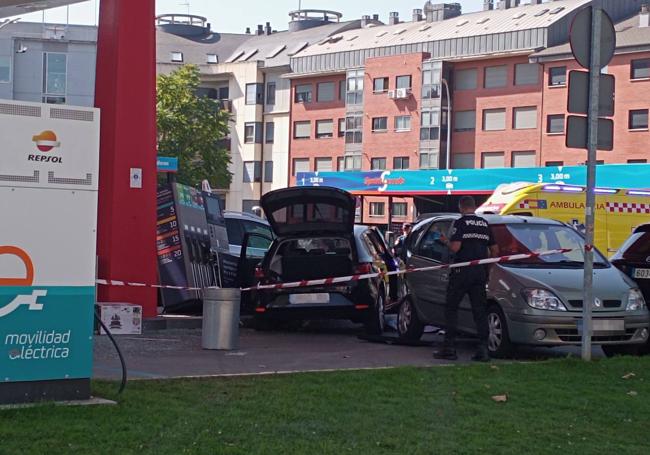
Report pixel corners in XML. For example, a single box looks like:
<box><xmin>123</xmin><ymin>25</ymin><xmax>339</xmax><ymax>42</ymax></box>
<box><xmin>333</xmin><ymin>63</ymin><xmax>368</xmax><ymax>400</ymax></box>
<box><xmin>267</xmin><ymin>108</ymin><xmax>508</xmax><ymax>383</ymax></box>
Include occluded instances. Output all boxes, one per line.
<box><xmin>442</xmin><ymin>78</ymin><xmax>452</xmax><ymax>169</ymax></box>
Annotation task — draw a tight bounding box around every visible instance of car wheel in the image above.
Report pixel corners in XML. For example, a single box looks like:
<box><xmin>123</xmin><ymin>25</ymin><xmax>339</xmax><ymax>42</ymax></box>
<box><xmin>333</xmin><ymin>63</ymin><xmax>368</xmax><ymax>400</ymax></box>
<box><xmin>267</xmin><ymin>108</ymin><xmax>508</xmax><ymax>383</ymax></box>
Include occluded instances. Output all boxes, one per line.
<box><xmin>364</xmin><ymin>289</ymin><xmax>386</xmax><ymax>335</ymax></box>
<box><xmin>397</xmin><ymin>297</ymin><xmax>424</xmax><ymax>341</ymax></box>
<box><xmin>602</xmin><ymin>344</ymin><xmax>641</xmax><ymax>357</ymax></box>
<box><xmin>487</xmin><ymin>305</ymin><xmax>514</xmax><ymax>358</ymax></box>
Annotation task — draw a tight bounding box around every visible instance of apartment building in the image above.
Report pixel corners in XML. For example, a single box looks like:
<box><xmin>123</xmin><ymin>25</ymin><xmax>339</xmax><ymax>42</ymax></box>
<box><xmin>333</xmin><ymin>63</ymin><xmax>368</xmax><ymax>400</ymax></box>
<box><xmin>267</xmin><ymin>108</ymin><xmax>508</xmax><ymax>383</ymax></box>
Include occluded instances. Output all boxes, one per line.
<box><xmin>288</xmin><ymin>0</ymin><xmax>648</xmax><ymax>227</ymax></box>
<box><xmin>156</xmin><ymin>10</ymin><xmax>375</xmax><ymax>213</ymax></box>
<box><xmin>0</xmin><ymin>20</ymin><xmax>96</xmax><ymax>106</ymax></box>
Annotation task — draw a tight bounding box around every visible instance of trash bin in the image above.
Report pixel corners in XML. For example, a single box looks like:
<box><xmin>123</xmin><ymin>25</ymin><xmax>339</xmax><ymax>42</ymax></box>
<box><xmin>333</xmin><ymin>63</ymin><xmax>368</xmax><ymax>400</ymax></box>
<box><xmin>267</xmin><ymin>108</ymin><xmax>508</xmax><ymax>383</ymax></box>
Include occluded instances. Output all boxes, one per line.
<box><xmin>202</xmin><ymin>287</ymin><xmax>241</xmax><ymax>350</ymax></box>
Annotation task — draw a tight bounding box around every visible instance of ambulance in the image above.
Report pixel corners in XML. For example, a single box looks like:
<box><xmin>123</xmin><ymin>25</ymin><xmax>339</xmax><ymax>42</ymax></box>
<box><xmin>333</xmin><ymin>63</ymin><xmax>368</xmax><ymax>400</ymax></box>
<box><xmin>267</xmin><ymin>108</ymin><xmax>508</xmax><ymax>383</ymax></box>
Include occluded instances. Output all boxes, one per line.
<box><xmin>476</xmin><ymin>182</ymin><xmax>650</xmax><ymax>256</ymax></box>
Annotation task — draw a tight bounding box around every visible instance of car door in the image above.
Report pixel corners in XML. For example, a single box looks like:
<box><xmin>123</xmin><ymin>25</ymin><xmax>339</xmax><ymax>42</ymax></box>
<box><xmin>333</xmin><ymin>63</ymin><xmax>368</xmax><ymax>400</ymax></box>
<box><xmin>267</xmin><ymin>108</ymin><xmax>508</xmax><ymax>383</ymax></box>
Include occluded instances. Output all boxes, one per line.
<box><xmin>408</xmin><ymin>219</ymin><xmax>452</xmax><ymax>323</ymax></box>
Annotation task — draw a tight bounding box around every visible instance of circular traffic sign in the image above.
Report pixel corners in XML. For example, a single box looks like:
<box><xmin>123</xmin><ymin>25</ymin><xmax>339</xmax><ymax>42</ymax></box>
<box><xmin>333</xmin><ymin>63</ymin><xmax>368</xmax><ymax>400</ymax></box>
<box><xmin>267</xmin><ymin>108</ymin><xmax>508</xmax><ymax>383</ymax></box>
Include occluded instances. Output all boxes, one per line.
<box><xmin>570</xmin><ymin>6</ymin><xmax>616</xmax><ymax>70</ymax></box>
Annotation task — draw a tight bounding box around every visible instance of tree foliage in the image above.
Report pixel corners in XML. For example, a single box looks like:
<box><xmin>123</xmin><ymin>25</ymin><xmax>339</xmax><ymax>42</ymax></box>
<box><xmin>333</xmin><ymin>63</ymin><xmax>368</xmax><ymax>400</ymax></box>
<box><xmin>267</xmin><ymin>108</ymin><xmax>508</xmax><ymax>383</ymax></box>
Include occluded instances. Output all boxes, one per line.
<box><xmin>157</xmin><ymin>64</ymin><xmax>232</xmax><ymax>188</ymax></box>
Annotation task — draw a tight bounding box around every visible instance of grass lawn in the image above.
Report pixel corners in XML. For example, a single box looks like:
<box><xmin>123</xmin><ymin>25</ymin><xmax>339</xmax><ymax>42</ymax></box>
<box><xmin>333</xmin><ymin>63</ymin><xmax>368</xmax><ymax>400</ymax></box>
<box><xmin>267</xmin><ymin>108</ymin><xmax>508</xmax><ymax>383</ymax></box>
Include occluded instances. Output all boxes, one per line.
<box><xmin>1</xmin><ymin>357</ymin><xmax>650</xmax><ymax>454</ymax></box>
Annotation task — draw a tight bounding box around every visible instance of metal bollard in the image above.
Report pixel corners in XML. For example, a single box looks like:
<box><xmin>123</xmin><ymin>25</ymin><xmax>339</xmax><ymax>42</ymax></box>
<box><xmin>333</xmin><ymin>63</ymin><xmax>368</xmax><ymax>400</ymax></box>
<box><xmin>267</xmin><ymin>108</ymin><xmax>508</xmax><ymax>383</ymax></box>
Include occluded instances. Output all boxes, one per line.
<box><xmin>202</xmin><ymin>287</ymin><xmax>241</xmax><ymax>350</ymax></box>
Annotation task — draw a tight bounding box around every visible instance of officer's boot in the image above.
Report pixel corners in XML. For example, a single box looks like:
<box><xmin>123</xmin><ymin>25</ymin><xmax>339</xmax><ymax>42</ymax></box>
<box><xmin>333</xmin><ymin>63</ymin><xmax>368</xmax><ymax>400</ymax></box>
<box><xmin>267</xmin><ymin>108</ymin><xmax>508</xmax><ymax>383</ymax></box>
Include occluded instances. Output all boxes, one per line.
<box><xmin>433</xmin><ymin>340</ymin><xmax>458</xmax><ymax>360</ymax></box>
<box><xmin>471</xmin><ymin>342</ymin><xmax>490</xmax><ymax>362</ymax></box>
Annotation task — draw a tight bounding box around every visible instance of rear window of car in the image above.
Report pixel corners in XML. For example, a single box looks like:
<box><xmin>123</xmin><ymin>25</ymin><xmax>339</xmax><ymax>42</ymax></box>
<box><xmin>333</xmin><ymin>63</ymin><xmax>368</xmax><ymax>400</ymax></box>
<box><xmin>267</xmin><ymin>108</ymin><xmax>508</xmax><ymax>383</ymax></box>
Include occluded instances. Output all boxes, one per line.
<box><xmin>225</xmin><ymin>218</ymin><xmax>272</xmax><ymax>249</ymax></box>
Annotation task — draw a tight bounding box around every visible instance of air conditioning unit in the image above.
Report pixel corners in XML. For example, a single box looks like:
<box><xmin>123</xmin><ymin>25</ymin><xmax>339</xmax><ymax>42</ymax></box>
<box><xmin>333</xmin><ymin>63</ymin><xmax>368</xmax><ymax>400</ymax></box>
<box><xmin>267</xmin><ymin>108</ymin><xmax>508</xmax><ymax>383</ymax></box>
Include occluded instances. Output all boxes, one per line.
<box><xmin>387</xmin><ymin>90</ymin><xmax>396</xmax><ymax>99</ymax></box>
<box><xmin>396</xmin><ymin>88</ymin><xmax>409</xmax><ymax>99</ymax></box>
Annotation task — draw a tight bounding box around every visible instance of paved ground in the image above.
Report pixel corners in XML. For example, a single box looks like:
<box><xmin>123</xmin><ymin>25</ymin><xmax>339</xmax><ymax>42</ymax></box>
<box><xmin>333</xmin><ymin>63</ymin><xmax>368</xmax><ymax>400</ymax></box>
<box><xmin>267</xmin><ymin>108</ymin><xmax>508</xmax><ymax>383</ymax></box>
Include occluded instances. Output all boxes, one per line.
<box><xmin>93</xmin><ymin>320</ymin><xmax>603</xmax><ymax>380</ymax></box>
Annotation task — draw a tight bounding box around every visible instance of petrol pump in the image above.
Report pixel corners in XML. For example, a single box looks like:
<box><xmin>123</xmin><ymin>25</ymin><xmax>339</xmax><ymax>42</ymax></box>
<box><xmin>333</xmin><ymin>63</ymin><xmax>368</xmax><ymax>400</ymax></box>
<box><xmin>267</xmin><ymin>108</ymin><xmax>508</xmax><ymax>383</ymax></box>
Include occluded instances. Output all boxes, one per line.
<box><xmin>0</xmin><ymin>100</ymin><xmax>100</xmax><ymax>404</ymax></box>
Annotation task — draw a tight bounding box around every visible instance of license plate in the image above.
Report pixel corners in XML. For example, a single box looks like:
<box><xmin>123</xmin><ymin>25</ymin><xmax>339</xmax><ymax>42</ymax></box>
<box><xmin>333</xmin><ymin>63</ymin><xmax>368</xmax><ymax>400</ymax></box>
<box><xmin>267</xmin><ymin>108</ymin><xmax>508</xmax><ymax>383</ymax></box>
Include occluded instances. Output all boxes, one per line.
<box><xmin>577</xmin><ymin>319</ymin><xmax>625</xmax><ymax>334</ymax></box>
<box><xmin>289</xmin><ymin>293</ymin><xmax>330</xmax><ymax>304</ymax></box>
<box><xmin>633</xmin><ymin>268</ymin><xmax>650</xmax><ymax>279</ymax></box>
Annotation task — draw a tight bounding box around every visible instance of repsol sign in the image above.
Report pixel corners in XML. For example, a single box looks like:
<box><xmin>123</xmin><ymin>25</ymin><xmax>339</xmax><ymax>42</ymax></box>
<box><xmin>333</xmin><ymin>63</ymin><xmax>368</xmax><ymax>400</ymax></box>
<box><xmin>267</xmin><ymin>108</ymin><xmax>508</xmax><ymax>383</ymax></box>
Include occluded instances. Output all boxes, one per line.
<box><xmin>27</xmin><ymin>154</ymin><xmax>63</xmax><ymax>163</ymax></box>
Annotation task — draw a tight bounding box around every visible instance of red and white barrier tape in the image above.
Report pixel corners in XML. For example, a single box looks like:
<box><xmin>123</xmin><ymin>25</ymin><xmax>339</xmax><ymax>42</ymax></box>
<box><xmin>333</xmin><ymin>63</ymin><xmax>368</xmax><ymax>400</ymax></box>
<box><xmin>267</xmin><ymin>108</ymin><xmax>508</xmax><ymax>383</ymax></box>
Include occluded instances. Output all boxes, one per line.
<box><xmin>95</xmin><ymin>248</ymin><xmax>573</xmax><ymax>293</ymax></box>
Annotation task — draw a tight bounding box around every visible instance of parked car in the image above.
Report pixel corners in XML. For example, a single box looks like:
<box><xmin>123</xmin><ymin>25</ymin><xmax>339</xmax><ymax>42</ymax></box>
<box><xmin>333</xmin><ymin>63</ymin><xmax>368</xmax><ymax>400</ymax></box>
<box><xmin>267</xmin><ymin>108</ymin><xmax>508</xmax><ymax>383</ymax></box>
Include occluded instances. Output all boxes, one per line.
<box><xmin>245</xmin><ymin>187</ymin><xmax>405</xmax><ymax>333</ymax></box>
<box><xmin>611</xmin><ymin>223</ymin><xmax>650</xmax><ymax>354</ymax></box>
<box><xmin>399</xmin><ymin>214</ymin><xmax>649</xmax><ymax>358</ymax></box>
<box><xmin>223</xmin><ymin>211</ymin><xmax>273</xmax><ymax>258</ymax></box>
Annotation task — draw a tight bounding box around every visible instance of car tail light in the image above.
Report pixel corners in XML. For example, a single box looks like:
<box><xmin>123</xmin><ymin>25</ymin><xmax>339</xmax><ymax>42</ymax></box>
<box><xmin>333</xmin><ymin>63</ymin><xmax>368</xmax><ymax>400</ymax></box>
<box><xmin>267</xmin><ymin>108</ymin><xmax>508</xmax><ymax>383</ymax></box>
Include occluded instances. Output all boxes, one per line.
<box><xmin>355</xmin><ymin>263</ymin><xmax>373</xmax><ymax>274</ymax></box>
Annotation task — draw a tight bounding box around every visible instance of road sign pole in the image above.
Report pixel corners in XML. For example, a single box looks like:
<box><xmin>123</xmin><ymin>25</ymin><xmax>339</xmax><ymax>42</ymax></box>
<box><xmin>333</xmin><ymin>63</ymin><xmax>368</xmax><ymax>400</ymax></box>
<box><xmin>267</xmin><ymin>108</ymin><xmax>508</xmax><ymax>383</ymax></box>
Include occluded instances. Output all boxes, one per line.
<box><xmin>581</xmin><ymin>1</ymin><xmax>603</xmax><ymax>362</ymax></box>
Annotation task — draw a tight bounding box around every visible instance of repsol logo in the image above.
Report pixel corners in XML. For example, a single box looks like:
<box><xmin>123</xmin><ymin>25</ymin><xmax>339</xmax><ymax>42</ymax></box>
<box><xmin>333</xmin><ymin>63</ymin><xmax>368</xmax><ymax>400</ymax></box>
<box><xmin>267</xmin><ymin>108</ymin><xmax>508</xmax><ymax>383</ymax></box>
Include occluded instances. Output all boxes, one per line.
<box><xmin>27</xmin><ymin>154</ymin><xmax>63</xmax><ymax>163</ymax></box>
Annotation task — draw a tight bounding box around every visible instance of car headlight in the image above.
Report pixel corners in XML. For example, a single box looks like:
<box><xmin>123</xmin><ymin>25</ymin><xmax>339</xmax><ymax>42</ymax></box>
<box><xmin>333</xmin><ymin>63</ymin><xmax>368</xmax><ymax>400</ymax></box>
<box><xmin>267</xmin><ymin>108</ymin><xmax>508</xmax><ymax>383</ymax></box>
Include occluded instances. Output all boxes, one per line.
<box><xmin>523</xmin><ymin>289</ymin><xmax>567</xmax><ymax>311</ymax></box>
<box><xmin>626</xmin><ymin>289</ymin><xmax>647</xmax><ymax>311</ymax></box>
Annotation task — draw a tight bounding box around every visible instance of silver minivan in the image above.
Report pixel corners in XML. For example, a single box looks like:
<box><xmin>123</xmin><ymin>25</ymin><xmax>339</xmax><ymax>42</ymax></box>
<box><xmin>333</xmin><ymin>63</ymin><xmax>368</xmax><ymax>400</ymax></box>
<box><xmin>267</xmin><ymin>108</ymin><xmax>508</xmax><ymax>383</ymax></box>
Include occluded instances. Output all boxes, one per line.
<box><xmin>399</xmin><ymin>214</ymin><xmax>650</xmax><ymax>357</ymax></box>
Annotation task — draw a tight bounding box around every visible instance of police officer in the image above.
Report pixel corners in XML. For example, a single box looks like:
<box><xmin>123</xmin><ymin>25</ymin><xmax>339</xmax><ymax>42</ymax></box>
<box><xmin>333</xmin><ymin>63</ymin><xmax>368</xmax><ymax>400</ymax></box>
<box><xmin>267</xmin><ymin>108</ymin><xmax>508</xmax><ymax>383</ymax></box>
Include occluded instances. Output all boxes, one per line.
<box><xmin>434</xmin><ymin>196</ymin><xmax>499</xmax><ymax>362</ymax></box>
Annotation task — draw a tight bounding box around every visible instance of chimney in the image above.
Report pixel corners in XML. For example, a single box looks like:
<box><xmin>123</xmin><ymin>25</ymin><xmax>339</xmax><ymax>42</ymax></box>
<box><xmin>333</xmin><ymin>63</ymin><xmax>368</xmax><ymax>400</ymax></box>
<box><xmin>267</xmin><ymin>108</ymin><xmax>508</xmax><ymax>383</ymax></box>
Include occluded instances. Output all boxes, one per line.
<box><xmin>361</xmin><ymin>15</ymin><xmax>371</xmax><ymax>27</ymax></box>
<box><xmin>484</xmin><ymin>0</ymin><xmax>494</xmax><ymax>10</ymax></box>
<box><xmin>641</xmin><ymin>3</ymin><xmax>650</xmax><ymax>28</ymax></box>
<box><xmin>256</xmin><ymin>24</ymin><xmax>264</xmax><ymax>35</ymax></box>
<box><xmin>497</xmin><ymin>0</ymin><xmax>513</xmax><ymax>10</ymax></box>
<box><xmin>513</xmin><ymin>0</ymin><xmax>521</xmax><ymax>6</ymax></box>
<box><xmin>413</xmin><ymin>8</ymin><xmax>423</xmax><ymax>22</ymax></box>
<box><xmin>245</xmin><ymin>27</ymin><xmax>251</xmax><ymax>34</ymax></box>
<box><xmin>425</xmin><ymin>2</ymin><xmax>462</xmax><ymax>23</ymax></box>
<box><xmin>265</xmin><ymin>22</ymin><xmax>272</xmax><ymax>35</ymax></box>
<box><xmin>531</xmin><ymin>0</ymin><xmax>542</xmax><ymax>4</ymax></box>
<box><xmin>389</xmin><ymin>11</ymin><xmax>399</xmax><ymax>25</ymax></box>
<box><xmin>373</xmin><ymin>14</ymin><xmax>380</xmax><ymax>21</ymax></box>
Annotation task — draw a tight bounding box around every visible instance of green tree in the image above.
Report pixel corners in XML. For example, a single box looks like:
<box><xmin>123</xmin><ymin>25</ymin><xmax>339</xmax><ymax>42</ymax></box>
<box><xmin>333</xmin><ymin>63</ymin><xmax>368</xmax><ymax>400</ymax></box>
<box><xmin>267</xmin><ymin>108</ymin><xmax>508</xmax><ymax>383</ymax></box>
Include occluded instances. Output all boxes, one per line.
<box><xmin>157</xmin><ymin>64</ymin><xmax>232</xmax><ymax>188</ymax></box>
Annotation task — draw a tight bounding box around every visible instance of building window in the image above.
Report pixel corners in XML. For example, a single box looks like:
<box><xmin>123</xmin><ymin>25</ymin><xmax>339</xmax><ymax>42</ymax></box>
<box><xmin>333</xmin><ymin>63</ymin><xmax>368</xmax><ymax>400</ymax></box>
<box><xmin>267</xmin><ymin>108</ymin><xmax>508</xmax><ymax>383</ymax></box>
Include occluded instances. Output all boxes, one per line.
<box><xmin>546</xmin><ymin>161</ymin><xmax>564</xmax><ymax>167</ymax></box>
<box><xmin>207</xmin><ymin>54</ymin><xmax>218</xmax><ymax>64</ymax></box>
<box><xmin>265</xmin><ymin>122</ymin><xmax>274</xmax><ymax>143</ymax></box>
<box><xmin>317</xmin><ymin>82</ymin><xmax>336</xmax><ymax>102</ymax></box>
<box><xmin>549</xmin><ymin>66</ymin><xmax>567</xmax><ymax>86</ymax></box>
<box><xmin>294</xmin><ymin>121</ymin><xmax>311</xmax><ymax>139</ymax></box>
<box><xmin>266</xmin><ymin>82</ymin><xmax>276</xmax><ymax>105</ymax></box>
<box><xmin>511</xmin><ymin>151</ymin><xmax>536</xmax><ymax>168</ymax></box>
<box><xmin>315</xmin><ymin>157</ymin><xmax>332</xmax><ymax>172</ymax></box>
<box><xmin>422</xmin><ymin>61</ymin><xmax>441</xmax><ymax>99</ymax></box>
<box><xmin>369</xmin><ymin>202</ymin><xmax>385</xmax><ymax>217</ymax></box>
<box><xmin>343</xmin><ymin>154</ymin><xmax>362</xmax><ymax>171</ymax></box>
<box><xmin>339</xmin><ymin>80</ymin><xmax>346</xmax><ymax>100</ymax></box>
<box><xmin>547</xmin><ymin>115</ymin><xmax>565</xmax><ymax>134</ymax></box>
<box><xmin>395</xmin><ymin>115</ymin><xmax>411</xmax><ymax>132</ymax></box>
<box><xmin>373</xmin><ymin>77</ymin><xmax>389</xmax><ymax>93</ymax></box>
<box><xmin>514</xmin><ymin>63</ymin><xmax>539</xmax><ymax>86</ymax></box>
<box><xmin>454</xmin><ymin>110</ymin><xmax>476</xmax><ymax>132</ymax></box>
<box><xmin>420</xmin><ymin>109</ymin><xmax>440</xmax><ymax>140</ymax></box>
<box><xmin>629</xmin><ymin>109</ymin><xmax>649</xmax><ymax>130</ymax></box>
<box><xmin>452</xmin><ymin>153</ymin><xmax>475</xmax><ymax>169</ymax></box>
<box><xmin>481</xmin><ymin>152</ymin><xmax>505</xmax><ymax>169</ymax></box>
<box><xmin>371</xmin><ymin>157</ymin><xmax>386</xmax><ymax>170</ymax></box>
<box><xmin>631</xmin><ymin>59</ymin><xmax>650</xmax><ymax>80</ymax></box>
<box><xmin>295</xmin><ymin>84</ymin><xmax>312</xmax><ymax>103</ymax></box>
<box><xmin>43</xmin><ymin>52</ymin><xmax>66</xmax><ymax>96</ymax></box>
<box><xmin>483</xmin><ymin>108</ymin><xmax>506</xmax><ymax>131</ymax></box>
<box><xmin>338</xmin><ymin>118</ymin><xmax>346</xmax><ymax>137</ymax></box>
<box><xmin>372</xmin><ymin>117</ymin><xmax>388</xmax><ymax>132</ymax></box>
<box><xmin>170</xmin><ymin>51</ymin><xmax>183</xmax><ymax>62</ymax></box>
<box><xmin>243</xmin><ymin>161</ymin><xmax>261</xmax><ymax>182</ymax></box>
<box><xmin>337</xmin><ymin>156</ymin><xmax>345</xmax><ymax>171</ymax></box>
<box><xmin>292</xmin><ymin>158</ymin><xmax>310</xmax><ymax>176</ymax></box>
<box><xmin>316</xmin><ymin>119</ymin><xmax>334</xmax><ymax>138</ymax></box>
<box><xmin>419</xmin><ymin>151</ymin><xmax>439</xmax><ymax>169</ymax></box>
<box><xmin>245</xmin><ymin>83</ymin><xmax>264</xmax><ymax>105</ymax></box>
<box><xmin>242</xmin><ymin>200</ymin><xmax>260</xmax><ymax>214</ymax></box>
<box><xmin>455</xmin><ymin>68</ymin><xmax>477</xmax><ymax>90</ymax></box>
<box><xmin>264</xmin><ymin>161</ymin><xmax>273</xmax><ymax>182</ymax></box>
<box><xmin>396</xmin><ymin>75</ymin><xmax>412</xmax><ymax>90</ymax></box>
<box><xmin>628</xmin><ymin>159</ymin><xmax>648</xmax><ymax>163</ymax></box>
<box><xmin>393</xmin><ymin>156</ymin><xmax>410</xmax><ymax>169</ymax></box>
<box><xmin>345</xmin><ymin>113</ymin><xmax>363</xmax><ymax>144</ymax></box>
<box><xmin>392</xmin><ymin>202</ymin><xmax>408</xmax><ymax>217</ymax></box>
<box><xmin>484</xmin><ymin>65</ymin><xmax>507</xmax><ymax>89</ymax></box>
<box><xmin>218</xmin><ymin>87</ymin><xmax>230</xmax><ymax>100</ymax></box>
<box><xmin>43</xmin><ymin>96</ymin><xmax>66</xmax><ymax>104</ymax></box>
<box><xmin>346</xmin><ymin>70</ymin><xmax>364</xmax><ymax>105</ymax></box>
<box><xmin>0</xmin><ymin>56</ymin><xmax>11</xmax><ymax>83</ymax></box>
<box><xmin>244</xmin><ymin>122</ymin><xmax>258</xmax><ymax>144</ymax></box>
<box><xmin>513</xmin><ymin>107</ymin><xmax>537</xmax><ymax>130</ymax></box>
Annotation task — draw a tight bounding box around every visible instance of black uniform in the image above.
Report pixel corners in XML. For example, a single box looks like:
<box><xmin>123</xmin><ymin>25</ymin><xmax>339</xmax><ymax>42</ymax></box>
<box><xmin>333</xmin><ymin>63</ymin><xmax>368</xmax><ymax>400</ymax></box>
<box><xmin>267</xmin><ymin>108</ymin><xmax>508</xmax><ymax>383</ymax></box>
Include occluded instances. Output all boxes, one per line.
<box><xmin>444</xmin><ymin>214</ymin><xmax>496</xmax><ymax>344</ymax></box>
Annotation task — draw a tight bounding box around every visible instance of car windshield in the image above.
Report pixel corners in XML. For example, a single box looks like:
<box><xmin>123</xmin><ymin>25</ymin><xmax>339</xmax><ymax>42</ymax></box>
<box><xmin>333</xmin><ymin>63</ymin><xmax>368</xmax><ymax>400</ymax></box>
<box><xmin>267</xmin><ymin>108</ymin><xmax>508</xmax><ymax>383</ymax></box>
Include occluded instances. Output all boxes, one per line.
<box><xmin>225</xmin><ymin>218</ymin><xmax>272</xmax><ymax>249</ymax></box>
<box><xmin>492</xmin><ymin>223</ymin><xmax>608</xmax><ymax>267</ymax></box>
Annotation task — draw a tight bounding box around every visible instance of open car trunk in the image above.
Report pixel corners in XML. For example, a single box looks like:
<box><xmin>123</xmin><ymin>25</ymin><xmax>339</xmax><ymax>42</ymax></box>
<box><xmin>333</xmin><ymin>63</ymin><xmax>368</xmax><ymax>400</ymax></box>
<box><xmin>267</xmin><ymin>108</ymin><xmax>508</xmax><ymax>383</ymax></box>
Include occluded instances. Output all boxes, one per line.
<box><xmin>267</xmin><ymin>237</ymin><xmax>355</xmax><ymax>282</ymax></box>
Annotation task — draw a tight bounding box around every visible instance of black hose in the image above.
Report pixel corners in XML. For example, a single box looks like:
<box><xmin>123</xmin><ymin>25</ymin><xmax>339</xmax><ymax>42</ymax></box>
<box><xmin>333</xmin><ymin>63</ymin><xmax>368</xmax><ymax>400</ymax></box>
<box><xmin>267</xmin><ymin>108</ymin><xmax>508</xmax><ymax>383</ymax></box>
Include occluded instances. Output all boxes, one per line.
<box><xmin>95</xmin><ymin>309</ymin><xmax>127</xmax><ymax>394</ymax></box>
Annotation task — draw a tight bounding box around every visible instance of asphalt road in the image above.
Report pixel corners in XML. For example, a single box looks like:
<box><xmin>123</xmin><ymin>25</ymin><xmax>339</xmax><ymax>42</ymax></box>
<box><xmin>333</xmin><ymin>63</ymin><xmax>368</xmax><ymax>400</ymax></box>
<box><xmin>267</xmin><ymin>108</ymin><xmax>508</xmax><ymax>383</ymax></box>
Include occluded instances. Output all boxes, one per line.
<box><xmin>93</xmin><ymin>320</ymin><xmax>604</xmax><ymax>380</ymax></box>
